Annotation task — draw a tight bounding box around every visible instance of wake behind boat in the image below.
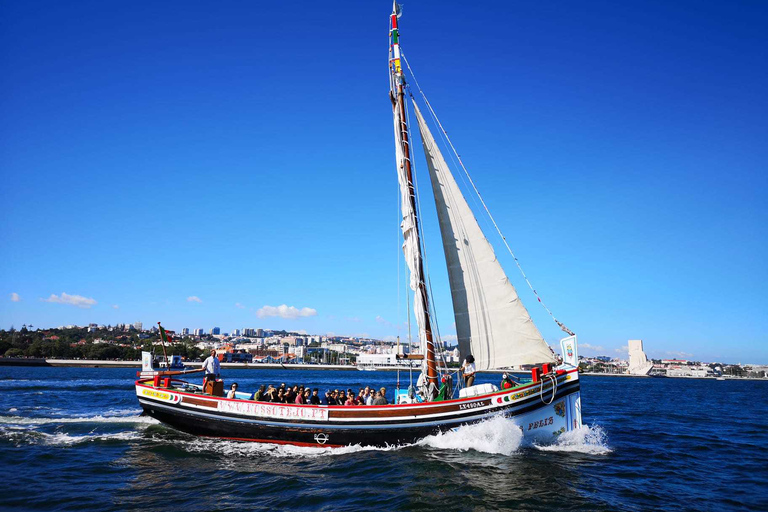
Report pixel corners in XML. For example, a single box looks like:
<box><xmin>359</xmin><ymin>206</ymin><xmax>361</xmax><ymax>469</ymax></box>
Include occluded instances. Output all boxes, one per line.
<box><xmin>136</xmin><ymin>2</ymin><xmax>583</xmax><ymax>448</ymax></box>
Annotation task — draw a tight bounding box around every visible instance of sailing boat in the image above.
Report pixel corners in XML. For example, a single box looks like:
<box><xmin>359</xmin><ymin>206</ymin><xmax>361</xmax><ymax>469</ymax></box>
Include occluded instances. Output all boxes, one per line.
<box><xmin>134</xmin><ymin>4</ymin><xmax>583</xmax><ymax>448</ymax></box>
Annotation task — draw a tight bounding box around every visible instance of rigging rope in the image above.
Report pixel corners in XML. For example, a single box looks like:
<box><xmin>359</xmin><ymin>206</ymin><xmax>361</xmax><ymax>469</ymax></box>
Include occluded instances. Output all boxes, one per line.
<box><xmin>401</xmin><ymin>52</ymin><xmax>575</xmax><ymax>337</ymax></box>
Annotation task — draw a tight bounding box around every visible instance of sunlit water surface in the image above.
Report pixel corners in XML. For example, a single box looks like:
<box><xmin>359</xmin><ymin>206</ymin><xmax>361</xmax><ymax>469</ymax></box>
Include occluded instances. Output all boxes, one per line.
<box><xmin>1</xmin><ymin>367</ymin><xmax>765</xmax><ymax>511</ymax></box>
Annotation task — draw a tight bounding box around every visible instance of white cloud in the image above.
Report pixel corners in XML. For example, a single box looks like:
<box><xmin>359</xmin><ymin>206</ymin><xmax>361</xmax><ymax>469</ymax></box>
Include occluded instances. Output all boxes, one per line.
<box><xmin>441</xmin><ymin>334</ymin><xmax>458</xmax><ymax>343</ymax></box>
<box><xmin>235</xmin><ymin>302</ymin><xmax>246</xmax><ymax>309</ymax></box>
<box><xmin>580</xmin><ymin>343</ymin><xmax>604</xmax><ymax>351</ymax></box>
<box><xmin>256</xmin><ymin>304</ymin><xmax>318</xmax><ymax>319</ymax></box>
<box><xmin>10</xmin><ymin>293</ymin><xmax>20</xmax><ymax>302</ymax></box>
<box><xmin>664</xmin><ymin>350</ymin><xmax>693</xmax><ymax>358</ymax></box>
<box><xmin>614</xmin><ymin>345</ymin><xmax>629</xmax><ymax>354</ymax></box>
<box><xmin>187</xmin><ymin>296</ymin><xmax>202</xmax><ymax>303</ymax></box>
<box><xmin>41</xmin><ymin>292</ymin><xmax>97</xmax><ymax>309</ymax></box>
<box><xmin>112</xmin><ymin>304</ymin><xmax>119</xmax><ymax>310</ymax></box>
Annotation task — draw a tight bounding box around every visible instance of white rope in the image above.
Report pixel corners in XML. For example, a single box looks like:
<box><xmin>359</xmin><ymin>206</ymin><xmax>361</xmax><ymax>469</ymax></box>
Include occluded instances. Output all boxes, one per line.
<box><xmin>540</xmin><ymin>373</ymin><xmax>558</xmax><ymax>405</ymax></box>
<box><xmin>401</xmin><ymin>52</ymin><xmax>574</xmax><ymax>337</ymax></box>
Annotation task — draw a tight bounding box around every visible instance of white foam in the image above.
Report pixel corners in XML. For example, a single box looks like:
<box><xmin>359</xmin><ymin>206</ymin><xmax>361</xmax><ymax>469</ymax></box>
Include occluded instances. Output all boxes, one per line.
<box><xmin>534</xmin><ymin>424</ymin><xmax>612</xmax><ymax>455</ymax></box>
<box><xmin>0</xmin><ymin>413</ymin><xmax>157</xmax><ymax>426</ymax></box>
<box><xmin>172</xmin><ymin>437</ymin><xmax>403</xmax><ymax>459</ymax></box>
<box><xmin>418</xmin><ymin>416</ymin><xmax>523</xmax><ymax>455</ymax></box>
<box><xmin>40</xmin><ymin>430</ymin><xmax>143</xmax><ymax>446</ymax></box>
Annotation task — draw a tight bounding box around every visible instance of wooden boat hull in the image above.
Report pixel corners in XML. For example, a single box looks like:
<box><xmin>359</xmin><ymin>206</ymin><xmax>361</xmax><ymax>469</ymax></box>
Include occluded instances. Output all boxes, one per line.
<box><xmin>136</xmin><ymin>368</ymin><xmax>582</xmax><ymax>448</ymax></box>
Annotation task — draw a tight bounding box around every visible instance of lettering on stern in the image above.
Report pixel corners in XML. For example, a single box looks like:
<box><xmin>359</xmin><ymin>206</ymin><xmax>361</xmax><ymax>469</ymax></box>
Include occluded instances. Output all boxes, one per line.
<box><xmin>528</xmin><ymin>416</ymin><xmax>554</xmax><ymax>431</ymax></box>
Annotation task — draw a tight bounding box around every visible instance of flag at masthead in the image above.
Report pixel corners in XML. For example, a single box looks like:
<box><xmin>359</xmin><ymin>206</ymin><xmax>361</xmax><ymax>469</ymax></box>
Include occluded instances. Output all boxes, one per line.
<box><xmin>390</xmin><ymin>2</ymin><xmax>403</xmax><ymax>81</ymax></box>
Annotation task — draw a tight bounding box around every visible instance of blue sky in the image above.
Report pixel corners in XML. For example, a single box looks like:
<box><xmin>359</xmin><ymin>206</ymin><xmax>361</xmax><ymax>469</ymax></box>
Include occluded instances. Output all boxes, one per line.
<box><xmin>1</xmin><ymin>1</ymin><xmax>766</xmax><ymax>363</ymax></box>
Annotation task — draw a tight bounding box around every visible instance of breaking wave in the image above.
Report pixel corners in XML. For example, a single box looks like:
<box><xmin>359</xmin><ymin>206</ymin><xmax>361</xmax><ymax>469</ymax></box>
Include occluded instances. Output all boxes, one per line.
<box><xmin>418</xmin><ymin>416</ymin><xmax>524</xmax><ymax>455</ymax></box>
<box><xmin>534</xmin><ymin>424</ymin><xmax>612</xmax><ymax>455</ymax></box>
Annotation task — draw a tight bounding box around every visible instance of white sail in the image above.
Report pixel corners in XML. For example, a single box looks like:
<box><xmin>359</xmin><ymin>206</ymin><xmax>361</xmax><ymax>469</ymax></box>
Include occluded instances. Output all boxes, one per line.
<box><xmin>393</xmin><ymin>101</ymin><xmax>429</xmax><ymax>352</ymax></box>
<box><xmin>412</xmin><ymin>102</ymin><xmax>554</xmax><ymax>370</ymax></box>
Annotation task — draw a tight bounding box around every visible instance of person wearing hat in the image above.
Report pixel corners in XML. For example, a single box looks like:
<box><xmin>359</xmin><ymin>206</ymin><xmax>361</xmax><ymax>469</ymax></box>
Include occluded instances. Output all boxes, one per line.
<box><xmin>435</xmin><ymin>375</ymin><xmax>450</xmax><ymax>401</ymax></box>
<box><xmin>461</xmin><ymin>355</ymin><xmax>476</xmax><ymax>387</ymax></box>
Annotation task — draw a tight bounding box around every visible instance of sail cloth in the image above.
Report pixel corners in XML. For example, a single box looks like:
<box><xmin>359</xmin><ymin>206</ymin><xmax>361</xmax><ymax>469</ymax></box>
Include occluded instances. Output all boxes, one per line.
<box><xmin>412</xmin><ymin>101</ymin><xmax>554</xmax><ymax>370</ymax></box>
<box><xmin>393</xmin><ymin>98</ymin><xmax>429</xmax><ymax>352</ymax></box>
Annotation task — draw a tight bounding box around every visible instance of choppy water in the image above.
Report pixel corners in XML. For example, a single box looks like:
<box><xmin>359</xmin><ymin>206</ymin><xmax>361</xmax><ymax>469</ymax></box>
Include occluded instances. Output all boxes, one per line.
<box><xmin>0</xmin><ymin>367</ymin><xmax>765</xmax><ymax>511</ymax></box>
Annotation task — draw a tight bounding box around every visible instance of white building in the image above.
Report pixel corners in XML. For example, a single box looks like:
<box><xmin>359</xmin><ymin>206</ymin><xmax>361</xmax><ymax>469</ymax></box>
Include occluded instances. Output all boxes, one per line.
<box><xmin>181</xmin><ymin>328</ymin><xmax>190</xmax><ymax>335</ymax></box>
<box><xmin>357</xmin><ymin>353</ymin><xmax>399</xmax><ymax>367</ymax></box>
<box><xmin>194</xmin><ymin>328</ymin><xmax>205</xmax><ymax>336</ymax></box>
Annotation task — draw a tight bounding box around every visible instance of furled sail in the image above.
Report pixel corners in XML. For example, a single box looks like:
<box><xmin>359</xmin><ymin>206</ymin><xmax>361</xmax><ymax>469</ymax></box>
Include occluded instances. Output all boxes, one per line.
<box><xmin>412</xmin><ymin>102</ymin><xmax>554</xmax><ymax>370</ymax></box>
<box><xmin>393</xmin><ymin>99</ymin><xmax>429</xmax><ymax>352</ymax></box>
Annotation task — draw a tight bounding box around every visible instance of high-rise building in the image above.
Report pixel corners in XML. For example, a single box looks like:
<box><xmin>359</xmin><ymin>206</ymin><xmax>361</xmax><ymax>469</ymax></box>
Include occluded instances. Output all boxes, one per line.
<box><xmin>232</xmin><ymin>329</ymin><xmax>241</xmax><ymax>336</ymax></box>
<box><xmin>182</xmin><ymin>328</ymin><xmax>190</xmax><ymax>336</ymax></box>
<box><xmin>194</xmin><ymin>328</ymin><xmax>204</xmax><ymax>336</ymax></box>
<box><xmin>243</xmin><ymin>328</ymin><xmax>255</xmax><ymax>337</ymax></box>
<box><xmin>133</xmin><ymin>322</ymin><xmax>143</xmax><ymax>331</ymax></box>
<box><xmin>256</xmin><ymin>328</ymin><xmax>264</xmax><ymax>337</ymax></box>
<box><xmin>211</xmin><ymin>327</ymin><xmax>221</xmax><ymax>335</ymax></box>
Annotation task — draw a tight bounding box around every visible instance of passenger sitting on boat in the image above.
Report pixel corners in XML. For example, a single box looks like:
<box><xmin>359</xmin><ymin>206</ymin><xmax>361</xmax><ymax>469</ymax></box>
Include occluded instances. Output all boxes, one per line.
<box><xmin>252</xmin><ymin>385</ymin><xmax>266</xmax><ymax>401</ymax></box>
<box><xmin>310</xmin><ymin>388</ymin><xmax>321</xmax><ymax>405</ymax></box>
<box><xmin>276</xmin><ymin>388</ymin><xmax>285</xmax><ymax>403</ymax></box>
<box><xmin>227</xmin><ymin>383</ymin><xmax>238</xmax><ymax>399</ymax></box>
<box><xmin>357</xmin><ymin>388</ymin><xmax>366</xmax><ymax>404</ymax></box>
<box><xmin>304</xmin><ymin>388</ymin><xmax>311</xmax><ymax>403</ymax></box>
<box><xmin>201</xmin><ymin>349</ymin><xmax>221</xmax><ymax>388</ymax></box>
<box><xmin>461</xmin><ymin>355</ymin><xmax>476</xmax><ymax>387</ymax></box>
<box><xmin>324</xmin><ymin>390</ymin><xmax>333</xmax><ymax>405</ymax></box>
<box><xmin>373</xmin><ymin>387</ymin><xmax>388</xmax><ymax>405</ymax></box>
<box><xmin>365</xmin><ymin>388</ymin><xmax>375</xmax><ymax>406</ymax></box>
<box><xmin>344</xmin><ymin>393</ymin><xmax>356</xmax><ymax>406</ymax></box>
<box><xmin>338</xmin><ymin>390</ymin><xmax>346</xmax><ymax>405</ymax></box>
<box><xmin>295</xmin><ymin>388</ymin><xmax>305</xmax><ymax>404</ymax></box>
<box><xmin>263</xmin><ymin>385</ymin><xmax>276</xmax><ymax>402</ymax></box>
<box><xmin>500</xmin><ymin>373</ymin><xmax>515</xmax><ymax>390</ymax></box>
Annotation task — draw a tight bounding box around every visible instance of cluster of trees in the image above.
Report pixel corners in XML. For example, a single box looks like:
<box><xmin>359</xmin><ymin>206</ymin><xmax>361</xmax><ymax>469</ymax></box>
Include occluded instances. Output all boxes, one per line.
<box><xmin>0</xmin><ymin>326</ymin><xmax>205</xmax><ymax>361</ymax></box>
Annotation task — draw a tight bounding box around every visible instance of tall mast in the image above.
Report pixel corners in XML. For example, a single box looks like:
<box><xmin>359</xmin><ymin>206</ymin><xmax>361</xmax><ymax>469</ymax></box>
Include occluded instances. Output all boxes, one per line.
<box><xmin>389</xmin><ymin>2</ymin><xmax>438</xmax><ymax>394</ymax></box>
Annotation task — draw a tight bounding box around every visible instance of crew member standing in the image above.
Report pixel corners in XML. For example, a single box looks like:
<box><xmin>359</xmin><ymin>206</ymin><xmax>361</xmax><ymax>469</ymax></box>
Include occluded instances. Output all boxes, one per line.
<box><xmin>202</xmin><ymin>349</ymin><xmax>221</xmax><ymax>390</ymax></box>
<box><xmin>461</xmin><ymin>355</ymin><xmax>476</xmax><ymax>387</ymax></box>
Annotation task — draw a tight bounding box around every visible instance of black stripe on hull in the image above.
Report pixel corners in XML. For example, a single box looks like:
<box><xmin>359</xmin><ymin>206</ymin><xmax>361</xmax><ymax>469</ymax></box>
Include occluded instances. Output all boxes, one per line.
<box><xmin>140</xmin><ymin>381</ymin><xmax>580</xmax><ymax>447</ymax></box>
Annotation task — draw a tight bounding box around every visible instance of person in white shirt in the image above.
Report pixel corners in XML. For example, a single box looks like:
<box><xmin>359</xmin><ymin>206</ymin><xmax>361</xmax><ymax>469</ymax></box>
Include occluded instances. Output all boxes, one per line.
<box><xmin>461</xmin><ymin>355</ymin><xmax>476</xmax><ymax>387</ymax></box>
<box><xmin>201</xmin><ymin>349</ymin><xmax>221</xmax><ymax>389</ymax></box>
<box><xmin>226</xmin><ymin>383</ymin><xmax>238</xmax><ymax>399</ymax></box>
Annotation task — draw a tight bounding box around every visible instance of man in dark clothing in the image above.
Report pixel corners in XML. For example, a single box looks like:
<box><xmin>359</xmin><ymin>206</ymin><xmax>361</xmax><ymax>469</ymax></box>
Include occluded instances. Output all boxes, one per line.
<box><xmin>309</xmin><ymin>388</ymin><xmax>321</xmax><ymax>405</ymax></box>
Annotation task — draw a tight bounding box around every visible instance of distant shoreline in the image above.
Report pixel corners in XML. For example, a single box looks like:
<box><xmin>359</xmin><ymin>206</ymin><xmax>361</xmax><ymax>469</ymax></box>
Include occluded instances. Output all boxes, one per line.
<box><xmin>1</xmin><ymin>358</ymin><xmax>765</xmax><ymax>381</ymax></box>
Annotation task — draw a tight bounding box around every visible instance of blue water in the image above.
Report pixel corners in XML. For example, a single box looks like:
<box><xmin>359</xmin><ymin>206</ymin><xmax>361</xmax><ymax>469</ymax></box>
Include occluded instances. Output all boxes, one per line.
<box><xmin>1</xmin><ymin>367</ymin><xmax>766</xmax><ymax>511</ymax></box>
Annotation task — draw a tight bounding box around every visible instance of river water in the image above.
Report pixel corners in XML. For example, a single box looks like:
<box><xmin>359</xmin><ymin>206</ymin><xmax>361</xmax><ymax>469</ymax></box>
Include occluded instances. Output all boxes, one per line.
<box><xmin>0</xmin><ymin>367</ymin><xmax>765</xmax><ymax>511</ymax></box>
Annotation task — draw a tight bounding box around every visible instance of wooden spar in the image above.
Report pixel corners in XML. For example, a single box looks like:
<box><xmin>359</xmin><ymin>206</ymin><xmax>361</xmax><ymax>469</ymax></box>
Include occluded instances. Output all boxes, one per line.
<box><xmin>395</xmin><ymin>81</ymin><xmax>438</xmax><ymax>393</ymax></box>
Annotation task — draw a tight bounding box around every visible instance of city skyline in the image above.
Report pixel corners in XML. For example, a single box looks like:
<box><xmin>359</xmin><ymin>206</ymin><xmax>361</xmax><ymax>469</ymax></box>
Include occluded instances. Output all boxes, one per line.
<box><xmin>2</xmin><ymin>1</ymin><xmax>766</xmax><ymax>363</ymax></box>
